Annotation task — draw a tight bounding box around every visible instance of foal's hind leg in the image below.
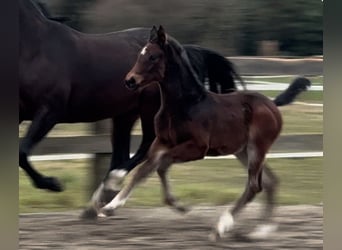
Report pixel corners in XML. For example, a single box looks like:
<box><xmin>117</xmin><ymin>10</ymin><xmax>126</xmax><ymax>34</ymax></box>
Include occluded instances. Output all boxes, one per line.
<box><xmin>248</xmin><ymin>164</ymin><xmax>279</xmax><ymax>239</ymax></box>
<box><xmin>19</xmin><ymin>106</ymin><xmax>62</xmax><ymax>192</ymax></box>
<box><xmin>210</xmin><ymin>145</ymin><xmax>265</xmax><ymax>240</ymax></box>
<box><xmin>234</xmin><ymin>150</ymin><xmax>279</xmax><ymax>239</ymax></box>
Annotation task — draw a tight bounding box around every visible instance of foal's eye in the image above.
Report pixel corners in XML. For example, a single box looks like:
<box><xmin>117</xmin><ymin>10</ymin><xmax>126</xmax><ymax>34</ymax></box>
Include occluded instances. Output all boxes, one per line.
<box><xmin>149</xmin><ymin>55</ymin><xmax>159</xmax><ymax>62</ymax></box>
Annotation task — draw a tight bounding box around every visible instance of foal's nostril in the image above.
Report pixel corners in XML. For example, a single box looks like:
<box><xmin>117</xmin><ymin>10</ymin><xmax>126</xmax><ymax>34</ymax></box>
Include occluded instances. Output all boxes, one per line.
<box><xmin>125</xmin><ymin>77</ymin><xmax>138</xmax><ymax>90</ymax></box>
<box><xmin>125</xmin><ymin>77</ymin><xmax>133</xmax><ymax>85</ymax></box>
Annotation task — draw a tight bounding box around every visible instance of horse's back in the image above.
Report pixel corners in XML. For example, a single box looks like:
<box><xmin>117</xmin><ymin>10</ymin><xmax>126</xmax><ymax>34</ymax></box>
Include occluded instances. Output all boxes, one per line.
<box><xmin>211</xmin><ymin>90</ymin><xmax>282</xmax><ymax>138</ymax></box>
<box><xmin>20</xmin><ymin>24</ymin><xmax>151</xmax><ymax>121</ymax></box>
<box><xmin>195</xmin><ymin>91</ymin><xmax>282</xmax><ymax>155</ymax></box>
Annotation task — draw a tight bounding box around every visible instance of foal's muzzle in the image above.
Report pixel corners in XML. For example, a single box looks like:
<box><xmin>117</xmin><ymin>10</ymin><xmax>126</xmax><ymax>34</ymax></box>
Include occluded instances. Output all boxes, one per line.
<box><xmin>125</xmin><ymin>77</ymin><xmax>138</xmax><ymax>91</ymax></box>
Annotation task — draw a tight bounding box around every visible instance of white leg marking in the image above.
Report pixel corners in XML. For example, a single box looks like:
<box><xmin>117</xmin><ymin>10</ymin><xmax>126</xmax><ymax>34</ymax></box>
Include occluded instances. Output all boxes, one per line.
<box><xmin>140</xmin><ymin>46</ymin><xmax>147</xmax><ymax>55</ymax></box>
<box><xmin>248</xmin><ymin>223</ymin><xmax>278</xmax><ymax>239</ymax></box>
<box><xmin>216</xmin><ymin>210</ymin><xmax>234</xmax><ymax>237</ymax></box>
<box><xmin>102</xmin><ymin>193</ymin><xmax>127</xmax><ymax>211</ymax></box>
<box><xmin>104</xmin><ymin>169</ymin><xmax>128</xmax><ymax>191</ymax></box>
<box><xmin>97</xmin><ymin>212</ymin><xmax>108</xmax><ymax>218</ymax></box>
<box><xmin>90</xmin><ymin>182</ymin><xmax>104</xmax><ymax>205</ymax></box>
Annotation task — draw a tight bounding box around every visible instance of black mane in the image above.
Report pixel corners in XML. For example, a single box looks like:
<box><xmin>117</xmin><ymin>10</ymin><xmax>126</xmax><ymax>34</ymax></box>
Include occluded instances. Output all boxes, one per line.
<box><xmin>164</xmin><ymin>36</ymin><xmax>207</xmax><ymax>103</ymax></box>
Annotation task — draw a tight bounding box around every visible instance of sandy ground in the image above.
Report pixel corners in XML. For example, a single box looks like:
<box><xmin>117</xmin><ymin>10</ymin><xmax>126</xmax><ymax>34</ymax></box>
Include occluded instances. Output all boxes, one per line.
<box><xmin>19</xmin><ymin>203</ymin><xmax>322</xmax><ymax>250</ymax></box>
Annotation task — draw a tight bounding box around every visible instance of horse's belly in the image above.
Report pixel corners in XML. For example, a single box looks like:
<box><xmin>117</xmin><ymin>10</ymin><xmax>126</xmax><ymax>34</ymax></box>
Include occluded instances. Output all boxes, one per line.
<box><xmin>207</xmin><ymin>133</ymin><xmax>247</xmax><ymax>156</ymax></box>
<box><xmin>206</xmin><ymin>146</ymin><xmax>238</xmax><ymax>156</ymax></box>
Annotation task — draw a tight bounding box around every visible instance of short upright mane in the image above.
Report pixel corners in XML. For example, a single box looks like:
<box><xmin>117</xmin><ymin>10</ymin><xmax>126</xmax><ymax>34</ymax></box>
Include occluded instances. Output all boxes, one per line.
<box><xmin>165</xmin><ymin>37</ymin><xmax>206</xmax><ymax>91</ymax></box>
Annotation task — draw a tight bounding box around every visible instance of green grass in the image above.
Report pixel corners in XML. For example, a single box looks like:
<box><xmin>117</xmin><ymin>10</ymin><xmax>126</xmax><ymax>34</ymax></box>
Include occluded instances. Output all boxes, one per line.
<box><xmin>19</xmin><ymin>157</ymin><xmax>322</xmax><ymax>213</ymax></box>
<box><xmin>280</xmin><ymin>104</ymin><xmax>322</xmax><ymax>134</ymax></box>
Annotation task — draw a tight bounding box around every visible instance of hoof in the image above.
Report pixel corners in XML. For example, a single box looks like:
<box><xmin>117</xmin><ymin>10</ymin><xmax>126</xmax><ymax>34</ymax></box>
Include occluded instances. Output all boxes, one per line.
<box><xmin>79</xmin><ymin>207</ymin><xmax>98</xmax><ymax>220</ymax></box>
<box><xmin>101</xmin><ymin>209</ymin><xmax>115</xmax><ymax>217</ymax></box>
<box><xmin>208</xmin><ymin>231</ymin><xmax>221</xmax><ymax>242</ymax></box>
<box><xmin>100</xmin><ymin>207</ymin><xmax>116</xmax><ymax>217</ymax></box>
<box><xmin>165</xmin><ymin>197</ymin><xmax>190</xmax><ymax>214</ymax></box>
<box><xmin>35</xmin><ymin>176</ymin><xmax>64</xmax><ymax>192</ymax></box>
<box><xmin>248</xmin><ymin>223</ymin><xmax>278</xmax><ymax>240</ymax></box>
<box><xmin>173</xmin><ymin>204</ymin><xmax>190</xmax><ymax>214</ymax></box>
<box><xmin>231</xmin><ymin>231</ymin><xmax>253</xmax><ymax>242</ymax></box>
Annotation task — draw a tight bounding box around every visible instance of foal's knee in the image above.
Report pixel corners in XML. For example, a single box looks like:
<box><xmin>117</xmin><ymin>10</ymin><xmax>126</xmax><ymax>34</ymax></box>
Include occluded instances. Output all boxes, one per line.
<box><xmin>248</xmin><ymin>168</ymin><xmax>263</xmax><ymax>193</ymax></box>
<box><xmin>249</xmin><ymin>181</ymin><xmax>263</xmax><ymax>194</ymax></box>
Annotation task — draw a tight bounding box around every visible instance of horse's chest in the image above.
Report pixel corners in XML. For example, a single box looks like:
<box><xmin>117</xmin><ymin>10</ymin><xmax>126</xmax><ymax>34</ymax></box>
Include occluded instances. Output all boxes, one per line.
<box><xmin>155</xmin><ymin>115</ymin><xmax>190</xmax><ymax>145</ymax></box>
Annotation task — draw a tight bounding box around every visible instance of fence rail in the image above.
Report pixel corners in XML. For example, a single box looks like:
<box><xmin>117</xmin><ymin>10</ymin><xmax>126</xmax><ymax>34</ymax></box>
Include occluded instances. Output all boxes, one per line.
<box><xmin>21</xmin><ymin>134</ymin><xmax>322</xmax><ymax>156</ymax></box>
<box><xmin>228</xmin><ymin>56</ymin><xmax>323</xmax><ymax>76</ymax></box>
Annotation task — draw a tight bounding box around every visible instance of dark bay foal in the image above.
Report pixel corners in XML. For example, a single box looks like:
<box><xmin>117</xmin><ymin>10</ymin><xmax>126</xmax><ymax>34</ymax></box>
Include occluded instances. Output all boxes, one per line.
<box><xmin>101</xmin><ymin>26</ymin><xmax>302</xmax><ymax>240</ymax></box>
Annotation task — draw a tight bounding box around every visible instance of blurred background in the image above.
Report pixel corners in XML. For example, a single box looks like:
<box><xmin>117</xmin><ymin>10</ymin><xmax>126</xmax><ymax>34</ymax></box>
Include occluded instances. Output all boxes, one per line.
<box><xmin>42</xmin><ymin>0</ymin><xmax>322</xmax><ymax>56</ymax></box>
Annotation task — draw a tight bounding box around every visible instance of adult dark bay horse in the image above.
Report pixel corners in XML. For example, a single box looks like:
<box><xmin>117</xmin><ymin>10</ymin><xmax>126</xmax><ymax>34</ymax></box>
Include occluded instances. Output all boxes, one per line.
<box><xmin>20</xmin><ymin>0</ymin><xmax>247</xmax><ymax>212</ymax></box>
<box><xmin>101</xmin><ymin>26</ymin><xmax>309</xmax><ymax>240</ymax></box>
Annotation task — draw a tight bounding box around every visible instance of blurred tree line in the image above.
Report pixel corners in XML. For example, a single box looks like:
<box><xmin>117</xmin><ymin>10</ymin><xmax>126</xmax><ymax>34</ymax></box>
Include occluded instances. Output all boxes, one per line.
<box><xmin>45</xmin><ymin>0</ymin><xmax>322</xmax><ymax>56</ymax></box>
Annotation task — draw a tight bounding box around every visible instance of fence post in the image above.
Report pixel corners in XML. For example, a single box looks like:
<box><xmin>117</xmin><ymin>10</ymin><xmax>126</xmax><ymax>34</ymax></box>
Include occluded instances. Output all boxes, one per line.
<box><xmin>88</xmin><ymin>119</ymin><xmax>112</xmax><ymax>197</ymax></box>
<box><xmin>257</xmin><ymin>40</ymin><xmax>279</xmax><ymax>56</ymax></box>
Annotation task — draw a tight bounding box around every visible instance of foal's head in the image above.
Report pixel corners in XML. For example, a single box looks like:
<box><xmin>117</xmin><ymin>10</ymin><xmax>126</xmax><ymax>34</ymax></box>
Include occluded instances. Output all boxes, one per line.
<box><xmin>125</xmin><ymin>25</ymin><xmax>168</xmax><ymax>90</ymax></box>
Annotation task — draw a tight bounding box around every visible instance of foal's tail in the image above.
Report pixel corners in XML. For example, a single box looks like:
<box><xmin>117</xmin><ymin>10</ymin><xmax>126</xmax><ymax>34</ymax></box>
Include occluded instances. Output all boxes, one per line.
<box><xmin>203</xmin><ymin>49</ymin><xmax>246</xmax><ymax>93</ymax></box>
<box><xmin>273</xmin><ymin>77</ymin><xmax>312</xmax><ymax>106</ymax></box>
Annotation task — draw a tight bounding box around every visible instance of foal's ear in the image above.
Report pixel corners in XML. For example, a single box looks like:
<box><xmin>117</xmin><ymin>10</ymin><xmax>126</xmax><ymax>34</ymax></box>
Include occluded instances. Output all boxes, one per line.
<box><xmin>149</xmin><ymin>25</ymin><xmax>158</xmax><ymax>43</ymax></box>
<box><xmin>157</xmin><ymin>25</ymin><xmax>166</xmax><ymax>46</ymax></box>
<box><xmin>149</xmin><ymin>25</ymin><xmax>167</xmax><ymax>47</ymax></box>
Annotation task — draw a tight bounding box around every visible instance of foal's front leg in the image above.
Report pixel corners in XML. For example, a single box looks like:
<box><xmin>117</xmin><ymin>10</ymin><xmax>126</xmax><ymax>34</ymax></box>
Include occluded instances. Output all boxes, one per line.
<box><xmin>100</xmin><ymin>142</ymin><xmax>169</xmax><ymax>215</ymax></box>
<box><xmin>157</xmin><ymin>141</ymin><xmax>208</xmax><ymax>212</ymax></box>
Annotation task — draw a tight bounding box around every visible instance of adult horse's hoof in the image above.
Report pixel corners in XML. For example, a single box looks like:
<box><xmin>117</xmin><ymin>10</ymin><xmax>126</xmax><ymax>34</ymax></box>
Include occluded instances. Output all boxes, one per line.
<box><xmin>79</xmin><ymin>207</ymin><xmax>98</xmax><ymax>220</ymax></box>
<box><xmin>35</xmin><ymin>176</ymin><xmax>64</xmax><ymax>192</ymax></box>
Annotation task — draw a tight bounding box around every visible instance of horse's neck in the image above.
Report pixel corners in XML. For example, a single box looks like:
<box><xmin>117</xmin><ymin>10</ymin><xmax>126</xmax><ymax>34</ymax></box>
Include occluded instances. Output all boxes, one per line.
<box><xmin>158</xmin><ymin>58</ymin><xmax>206</xmax><ymax>115</ymax></box>
<box><xmin>20</xmin><ymin>1</ymin><xmax>49</xmax><ymax>52</ymax></box>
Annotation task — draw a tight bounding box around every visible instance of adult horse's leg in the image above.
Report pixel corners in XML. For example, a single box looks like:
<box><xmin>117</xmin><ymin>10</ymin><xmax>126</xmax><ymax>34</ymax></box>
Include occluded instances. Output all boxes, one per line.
<box><xmin>102</xmin><ymin>114</ymin><xmax>139</xmax><ymax>199</ymax></box>
<box><xmin>120</xmin><ymin>83</ymin><xmax>162</xmax><ymax>173</ymax></box>
<box><xmin>234</xmin><ymin>150</ymin><xmax>279</xmax><ymax>239</ymax></box>
<box><xmin>19</xmin><ymin>106</ymin><xmax>62</xmax><ymax>191</ymax></box>
<box><xmin>101</xmin><ymin>84</ymin><xmax>160</xmax><ymax>197</ymax></box>
<box><xmin>82</xmin><ymin>103</ymin><xmax>158</xmax><ymax>219</ymax></box>
<box><xmin>82</xmin><ymin>114</ymin><xmax>138</xmax><ymax>219</ymax></box>
<box><xmin>210</xmin><ymin>145</ymin><xmax>266</xmax><ymax>241</ymax></box>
